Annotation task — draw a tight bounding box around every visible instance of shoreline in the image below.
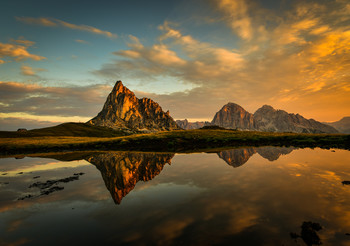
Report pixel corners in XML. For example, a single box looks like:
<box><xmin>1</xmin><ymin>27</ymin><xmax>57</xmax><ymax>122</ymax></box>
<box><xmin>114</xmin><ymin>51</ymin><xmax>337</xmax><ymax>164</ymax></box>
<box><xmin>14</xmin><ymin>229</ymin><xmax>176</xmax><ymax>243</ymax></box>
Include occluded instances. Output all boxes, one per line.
<box><xmin>1</xmin><ymin>129</ymin><xmax>349</xmax><ymax>156</ymax></box>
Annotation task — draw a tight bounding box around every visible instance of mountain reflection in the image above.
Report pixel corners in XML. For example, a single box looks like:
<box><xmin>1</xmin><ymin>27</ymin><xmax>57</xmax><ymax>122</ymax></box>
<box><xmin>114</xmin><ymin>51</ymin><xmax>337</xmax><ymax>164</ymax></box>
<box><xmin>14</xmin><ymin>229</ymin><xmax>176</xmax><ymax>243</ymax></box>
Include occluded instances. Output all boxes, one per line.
<box><xmin>27</xmin><ymin>147</ymin><xmax>295</xmax><ymax>204</ymax></box>
<box><xmin>218</xmin><ymin>147</ymin><xmax>295</xmax><ymax>167</ymax></box>
<box><xmin>85</xmin><ymin>152</ymin><xmax>174</xmax><ymax>204</ymax></box>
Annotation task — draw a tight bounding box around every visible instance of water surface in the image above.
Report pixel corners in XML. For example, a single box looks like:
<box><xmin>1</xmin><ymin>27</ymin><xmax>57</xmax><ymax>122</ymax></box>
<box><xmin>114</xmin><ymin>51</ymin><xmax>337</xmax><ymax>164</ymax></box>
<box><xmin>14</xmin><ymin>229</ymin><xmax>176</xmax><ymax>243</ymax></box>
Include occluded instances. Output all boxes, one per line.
<box><xmin>0</xmin><ymin>147</ymin><xmax>350</xmax><ymax>245</ymax></box>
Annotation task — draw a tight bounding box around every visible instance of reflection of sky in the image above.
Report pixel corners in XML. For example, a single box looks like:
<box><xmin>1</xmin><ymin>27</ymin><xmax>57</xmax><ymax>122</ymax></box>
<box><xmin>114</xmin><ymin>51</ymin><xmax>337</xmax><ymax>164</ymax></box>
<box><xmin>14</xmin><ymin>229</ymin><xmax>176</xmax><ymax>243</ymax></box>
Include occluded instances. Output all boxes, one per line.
<box><xmin>0</xmin><ymin>148</ymin><xmax>350</xmax><ymax>245</ymax></box>
<box><xmin>0</xmin><ymin>157</ymin><xmax>90</xmax><ymax>176</ymax></box>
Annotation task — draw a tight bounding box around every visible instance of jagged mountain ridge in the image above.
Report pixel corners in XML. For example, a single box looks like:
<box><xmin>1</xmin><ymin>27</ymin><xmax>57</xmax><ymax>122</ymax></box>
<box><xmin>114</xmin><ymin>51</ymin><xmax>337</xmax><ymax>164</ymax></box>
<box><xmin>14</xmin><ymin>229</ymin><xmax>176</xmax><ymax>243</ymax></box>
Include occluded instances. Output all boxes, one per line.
<box><xmin>212</xmin><ymin>103</ymin><xmax>256</xmax><ymax>130</ymax></box>
<box><xmin>176</xmin><ymin>119</ymin><xmax>210</xmax><ymax>130</ymax></box>
<box><xmin>88</xmin><ymin>81</ymin><xmax>180</xmax><ymax>131</ymax></box>
<box><xmin>325</xmin><ymin>117</ymin><xmax>350</xmax><ymax>133</ymax></box>
<box><xmin>211</xmin><ymin>103</ymin><xmax>338</xmax><ymax>133</ymax></box>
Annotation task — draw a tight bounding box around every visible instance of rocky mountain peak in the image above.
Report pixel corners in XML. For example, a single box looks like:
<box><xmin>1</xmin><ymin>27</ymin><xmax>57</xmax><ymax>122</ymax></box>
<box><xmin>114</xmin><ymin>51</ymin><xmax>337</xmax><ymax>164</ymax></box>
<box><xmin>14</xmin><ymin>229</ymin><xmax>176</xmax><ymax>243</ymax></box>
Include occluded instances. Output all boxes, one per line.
<box><xmin>211</xmin><ymin>102</ymin><xmax>338</xmax><ymax>133</ymax></box>
<box><xmin>88</xmin><ymin>80</ymin><xmax>180</xmax><ymax>132</ymax></box>
<box><xmin>211</xmin><ymin>102</ymin><xmax>255</xmax><ymax>130</ymax></box>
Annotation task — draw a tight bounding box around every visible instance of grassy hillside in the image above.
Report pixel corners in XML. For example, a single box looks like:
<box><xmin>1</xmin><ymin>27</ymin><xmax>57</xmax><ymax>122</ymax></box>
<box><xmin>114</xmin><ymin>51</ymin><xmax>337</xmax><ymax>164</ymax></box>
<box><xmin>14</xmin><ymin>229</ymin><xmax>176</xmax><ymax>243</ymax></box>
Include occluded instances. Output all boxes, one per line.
<box><xmin>0</xmin><ymin>122</ymin><xmax>127</xmax><ymax>138</ymax></box>
<box><xmin>0</xmin><ymin>129</ymin><xmax>349</xmax><ymax>155</ymax></box>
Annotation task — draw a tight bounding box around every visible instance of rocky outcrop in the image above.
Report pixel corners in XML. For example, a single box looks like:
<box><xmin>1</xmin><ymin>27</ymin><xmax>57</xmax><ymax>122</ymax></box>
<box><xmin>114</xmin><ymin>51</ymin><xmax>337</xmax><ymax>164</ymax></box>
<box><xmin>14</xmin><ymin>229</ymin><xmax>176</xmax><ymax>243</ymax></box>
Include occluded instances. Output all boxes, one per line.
<box><xmin>217</xmin><ymin>147</ymin><xmax>296</xmax><ymax>167</ymax></box>
<box><xmin>325</xmin><ymin>117</ymin><xmax>350</xmax><ymax>133</ymax></box>
<box><xmin>88</xmin><ymin>81</ymin><xmax>180</xmax><ymax>132</ymax></box>
<box><xmin>176</xmin><ymin>119</ymin><xmax>209</xmax><ymax>130</ymax></box>
<box><xmin>211</xmin><ymin>103</ymin><xmax>255</xmax><ymax>130</ymax></box>
<box><xmin>210</xmin><ymin>102</ymin><xmax>338</xmax><ymax>133</ymax></box>
<box><xmin>253</xmin><ymin>105</ymin><xmax>338</xmax><ymax>133</ymax></box>
<box><xmin>86</xmin><ymin>152</ymin><xmax>174</xmax><ymax>204</ymax></box>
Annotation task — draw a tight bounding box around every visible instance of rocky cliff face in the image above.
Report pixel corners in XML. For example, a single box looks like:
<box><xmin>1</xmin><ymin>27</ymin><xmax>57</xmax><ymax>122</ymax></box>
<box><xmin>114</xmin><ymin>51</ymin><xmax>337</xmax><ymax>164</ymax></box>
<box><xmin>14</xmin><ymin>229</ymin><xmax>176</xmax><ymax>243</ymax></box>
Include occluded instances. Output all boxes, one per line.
<box><xmin>210</xmin><ymin>102</ymin><xmax>338</xmax><ymax>133</ymax></box>
<box><xmin>325</xmin><ymin>117</ymin><xmax>350</xmax><ymax>133</ymax></box>
<box><xmin>211</xmin><ymin>103</ymin><xmax>255</xmax><ymax>130</ymax></box>
<box><xmin>88</xmin><ymin>81</ymin><xmax>180</xmax><ymax>132</ymax></box>
<box><xmin>253</xmin><ymin>105</ymin><xmax>338</xmax><ymax>133</ymax></box>
<box><xmin>86</xmin><ymin>152</ymin><xmax>174</xmax><ymax>204</ymax></box>
<box><xmin>176</xmin><ymin>119</ymin><xmax>209</xmax><ymax>130</ymax></box>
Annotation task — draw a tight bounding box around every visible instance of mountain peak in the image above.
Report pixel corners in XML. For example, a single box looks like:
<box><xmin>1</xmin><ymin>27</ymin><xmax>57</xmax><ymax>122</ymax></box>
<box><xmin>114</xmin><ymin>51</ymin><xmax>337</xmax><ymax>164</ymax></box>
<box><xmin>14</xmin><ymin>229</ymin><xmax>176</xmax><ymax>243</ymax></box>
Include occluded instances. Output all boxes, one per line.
<box><xmin>88</xmin><ymin>80</ymin><xmax>180</xmax><ymax>132</ymax></box>
<box><xmin>212</xmin><ymin>102</ymin><xmax>255</xmax><ymax>130</ymax></box>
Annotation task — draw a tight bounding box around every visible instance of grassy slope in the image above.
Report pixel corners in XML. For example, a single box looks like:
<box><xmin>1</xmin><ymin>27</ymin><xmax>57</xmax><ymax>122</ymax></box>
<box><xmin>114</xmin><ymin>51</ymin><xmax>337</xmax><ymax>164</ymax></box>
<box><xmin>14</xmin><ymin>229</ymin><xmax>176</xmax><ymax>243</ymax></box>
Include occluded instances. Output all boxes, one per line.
<box><xmin>0</xmin><ymin>128</ymin><xmax>349</xmax><ymax>155</ymax></box>
<box><xmin>0</xmin><ymin>122</ymin><xmax>127</xmax><ymax>138</ymax></box>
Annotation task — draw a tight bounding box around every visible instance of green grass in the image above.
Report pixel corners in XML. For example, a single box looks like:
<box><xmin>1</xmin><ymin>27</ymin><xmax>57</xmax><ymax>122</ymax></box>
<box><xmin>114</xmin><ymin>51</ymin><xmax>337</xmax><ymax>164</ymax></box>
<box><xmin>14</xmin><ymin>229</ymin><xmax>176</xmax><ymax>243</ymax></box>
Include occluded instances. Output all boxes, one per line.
<box><xmin>0</xmin><ymin>122</ymin><xmax>127</xmax><ymax>138</ymax></box>
<box><xmin>0</xmin><ymin>128</ymin><xmax>349</xmax><ymax>156</ymax></box>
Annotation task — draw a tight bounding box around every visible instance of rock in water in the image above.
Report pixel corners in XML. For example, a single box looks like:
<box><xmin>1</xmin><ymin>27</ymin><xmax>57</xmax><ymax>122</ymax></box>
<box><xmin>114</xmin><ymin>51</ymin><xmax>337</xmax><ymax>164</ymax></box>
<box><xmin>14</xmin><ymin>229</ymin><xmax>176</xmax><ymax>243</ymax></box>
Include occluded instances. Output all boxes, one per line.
<box><xmin>211</xmin><ymin>103</ymin><xmax>255</xmax><ymax>130</ymax></box>
<box><xmin>88</xmin><ymin>81</ymin><xmax>180</xmax><ymax>132</ymax></box>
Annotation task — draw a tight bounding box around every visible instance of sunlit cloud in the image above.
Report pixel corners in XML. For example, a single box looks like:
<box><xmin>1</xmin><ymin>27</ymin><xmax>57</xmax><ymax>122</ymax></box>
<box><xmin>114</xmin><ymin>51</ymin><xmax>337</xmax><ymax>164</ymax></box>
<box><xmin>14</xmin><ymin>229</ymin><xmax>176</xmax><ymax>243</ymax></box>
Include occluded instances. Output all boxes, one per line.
<box><xmin>93</xmin><ymin>0</ymin><xmax>350</xmax><ymax>121</ymax></box>
<box><xmin>215</xmin><ymin>0</ymin><xmax>254</xmax><ymax>40</ymax></box>
<box><xmin>0</xmin><ymin>42</ymin><xmax>45</xmax><ymax>62</ymax></box>
<box><xmin>16</xmin><ymin>17</ymin><xmax>117</xmax><ymax>38</ymax></box>
<box><xmin>10</xmin><ymin>38</ymin><xmax>35</xmax><ymax>47</ymax></box>
<box><xmin>75</xmin><ymin>39</ymin><xmax>89</xmax><ymax>44</ymax></box>
<box><xmin>15</xmin><ymin>16</ymin><xmax>56</xmax><ymax>26</ymax></box>
<box><xmin>20</xmin><ymin>65</ymin><xmax>35</xmax><ymax>76</ymax></box>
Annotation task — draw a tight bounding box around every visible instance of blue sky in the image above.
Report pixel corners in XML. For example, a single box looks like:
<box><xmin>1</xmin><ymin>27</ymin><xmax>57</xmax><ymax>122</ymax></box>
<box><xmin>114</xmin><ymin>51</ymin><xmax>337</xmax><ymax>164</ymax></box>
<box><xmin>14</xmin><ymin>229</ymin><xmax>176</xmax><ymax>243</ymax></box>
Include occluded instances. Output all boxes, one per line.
<box><xmin>0</xmin><ymin>0</ymin><xmax>349</xmax><ymax>130</ymax></box>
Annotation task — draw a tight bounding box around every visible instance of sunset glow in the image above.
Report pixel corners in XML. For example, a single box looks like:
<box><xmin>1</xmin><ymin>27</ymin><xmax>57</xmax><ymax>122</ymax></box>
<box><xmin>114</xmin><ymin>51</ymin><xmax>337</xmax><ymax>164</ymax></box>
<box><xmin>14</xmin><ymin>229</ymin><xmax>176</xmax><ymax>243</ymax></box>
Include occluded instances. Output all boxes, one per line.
<box><xmin>1</xmin><ymin>0</ymin><xmax>349</xmax><ymax>130</ymax></box>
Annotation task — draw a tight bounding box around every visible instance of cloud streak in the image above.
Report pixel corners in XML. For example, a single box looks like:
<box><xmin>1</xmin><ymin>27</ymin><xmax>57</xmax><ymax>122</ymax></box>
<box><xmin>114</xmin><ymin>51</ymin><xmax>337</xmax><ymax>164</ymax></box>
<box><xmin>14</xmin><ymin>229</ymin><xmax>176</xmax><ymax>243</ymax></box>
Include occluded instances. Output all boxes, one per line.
<box><xmin>16</xmin><ymin>17</ymin><xmax>117</xmax><ymax>38</ymax></box>
<box><xmin>20</xmin><ymin>65</ymin><xmax>46</xmax><ymax>76</ymax></box>
<box><xmin>0</xmin><ymin>41</ymin><xmax>45</xmax><ymax>62</ymax></box>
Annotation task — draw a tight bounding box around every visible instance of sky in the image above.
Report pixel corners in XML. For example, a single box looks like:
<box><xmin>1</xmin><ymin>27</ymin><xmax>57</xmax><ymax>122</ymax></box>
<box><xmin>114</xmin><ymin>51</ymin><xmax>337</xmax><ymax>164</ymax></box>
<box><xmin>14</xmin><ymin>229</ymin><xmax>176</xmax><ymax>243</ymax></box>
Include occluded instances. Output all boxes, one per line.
<box><xmin>0</xmin><ymin>0</ymin><xmax>349</xmax><ymax>130</ymax></box>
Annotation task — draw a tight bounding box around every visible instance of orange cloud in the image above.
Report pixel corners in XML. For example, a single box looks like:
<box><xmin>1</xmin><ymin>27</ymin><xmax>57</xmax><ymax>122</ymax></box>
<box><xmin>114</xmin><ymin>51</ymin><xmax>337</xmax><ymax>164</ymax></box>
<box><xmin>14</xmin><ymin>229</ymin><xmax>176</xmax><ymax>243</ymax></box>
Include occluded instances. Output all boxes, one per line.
<box><xmin>17</xmin><ymin>17</ymin><xmax>117</xmax><ymax>38</ymax></box>
<box><xmin>16</xmin><ymin>16</ymin><xmax>56</xmax><ymax>26</ymax></box>
<box><xmin>216</xmin><ymin>0</ymin><xmax>253</xmax><ymax>40</ymax></box>
<box><xmin>21</xmin><ymin>65</ymin><xmax>35</xmax><ymax>76</ymax></box>
<box><xmin>75</xmin><ymin>39</ymin><xmax>89</xmax><ymax>44</ymax></box>
<box><xmin>0</xmin><ymin>42</ymin><xmax>45</xmax><ymax>61</ymax></box>
<box><xmin>10</xmin><ymin>38</ymin><xmax>35</xmax><ymax>47</ymax></box>
<box><xmin>20</xmin><ymin>65</ymin><xmax>46</xmax><ymax>76</ymax></box>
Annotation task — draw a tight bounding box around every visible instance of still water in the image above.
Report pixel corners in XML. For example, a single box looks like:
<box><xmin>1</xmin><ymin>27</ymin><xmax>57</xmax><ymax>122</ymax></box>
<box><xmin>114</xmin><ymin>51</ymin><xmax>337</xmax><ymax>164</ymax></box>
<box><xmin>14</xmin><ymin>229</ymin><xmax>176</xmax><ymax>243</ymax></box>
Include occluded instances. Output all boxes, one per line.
<box><xmin>0</xmin><ymin>147</ymin><xmax>350</xmax><ymax>245</ymax></box>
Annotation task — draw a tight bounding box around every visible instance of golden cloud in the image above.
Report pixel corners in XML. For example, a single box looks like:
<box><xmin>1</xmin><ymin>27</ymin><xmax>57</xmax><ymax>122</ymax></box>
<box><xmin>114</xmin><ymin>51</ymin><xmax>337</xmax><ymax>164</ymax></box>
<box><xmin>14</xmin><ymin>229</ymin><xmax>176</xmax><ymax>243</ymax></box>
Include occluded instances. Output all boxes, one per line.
<box><xmin>75</xmin><ymin>39</ymin><xmax>89</xmax><ymax>44</ymax></box>
<box><xmin>0</xmin><ymin>42</ymin><xmax>45</xmax><ymax>61</ymax></box>
<box><xmin>21</xmin><ymin>65</ymin><xmax>35</xmax><ymax>76</ymax></box>
<box><xmin>20</xmin><ymin>65</ymin><xmax>46</xmax><ymax>76</ymax></box>
<box><xmin>17</xmin><ymin>17</ymin><xmax>117</xmax><ymax>38</ymax></box>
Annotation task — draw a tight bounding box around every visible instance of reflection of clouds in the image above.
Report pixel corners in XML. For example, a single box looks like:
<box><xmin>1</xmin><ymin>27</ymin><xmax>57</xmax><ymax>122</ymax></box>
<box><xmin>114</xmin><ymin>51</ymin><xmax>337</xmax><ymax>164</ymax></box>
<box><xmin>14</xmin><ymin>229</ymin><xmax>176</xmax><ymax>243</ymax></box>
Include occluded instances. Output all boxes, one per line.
<box><xmin>154</xmin><ymin>218</ymin><xmax>195</xmax><ymax>245</ymax></box>
<box><xmin>0</xmin><ymin>238</ymin><xmax>31</xmax><ymax>246</ymax></box>
<box><xmin>0</xmin><ymin>160</ymin><xmax>90</xmax><ymax>176</ymax></box>
<box><xmin>6</xmin><ymin>219</ymin><xmax>23</xmax><ymax>232</ymax></box>
<box><xmin>1</xmin><ymin>148</ymin><xmax>350</xmax><ymax>245</ymax></box>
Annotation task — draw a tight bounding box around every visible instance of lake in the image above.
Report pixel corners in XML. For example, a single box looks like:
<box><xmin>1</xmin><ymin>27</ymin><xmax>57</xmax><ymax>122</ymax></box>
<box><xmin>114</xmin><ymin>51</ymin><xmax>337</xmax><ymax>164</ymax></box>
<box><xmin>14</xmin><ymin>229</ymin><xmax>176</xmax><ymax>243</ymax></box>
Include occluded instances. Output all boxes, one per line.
<box><xmin>0</xmin><ymin>147</ymin><xmax>350</xmax><ymax>245</ymax></box>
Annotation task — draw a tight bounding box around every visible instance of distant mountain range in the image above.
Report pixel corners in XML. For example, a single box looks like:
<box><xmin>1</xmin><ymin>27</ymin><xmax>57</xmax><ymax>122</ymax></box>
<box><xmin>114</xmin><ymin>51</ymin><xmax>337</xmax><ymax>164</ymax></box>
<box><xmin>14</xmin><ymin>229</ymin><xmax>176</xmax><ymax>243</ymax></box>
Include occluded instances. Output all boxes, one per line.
<box><xmin>180</xmin><ymin>102</ymin><xmax>339</xmax><ymax>133</ymax></box>
<box><xmin>324</xmin><ymin>117</ymin><xmax>350</xmax><ymax>134</ymax></box>
<box><xmin>175</xmin><ymin>119</ymin><xmax>210</xmax><ymax>130</ymax></box>
<box><xmin>89</xmin><ymin>81</ymin><xmax>345</xmax><ymax>134</ymax></box>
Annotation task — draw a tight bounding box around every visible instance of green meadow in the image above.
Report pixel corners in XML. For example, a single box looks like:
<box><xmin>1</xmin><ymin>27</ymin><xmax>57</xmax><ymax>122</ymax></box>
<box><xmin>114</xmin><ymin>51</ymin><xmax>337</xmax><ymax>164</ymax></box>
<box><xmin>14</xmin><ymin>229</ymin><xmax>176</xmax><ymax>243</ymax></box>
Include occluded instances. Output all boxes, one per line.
<box><xmin>0</xmin><ymin>123</ymin><xmax>349</xmax><ymax>156</ymax></box>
